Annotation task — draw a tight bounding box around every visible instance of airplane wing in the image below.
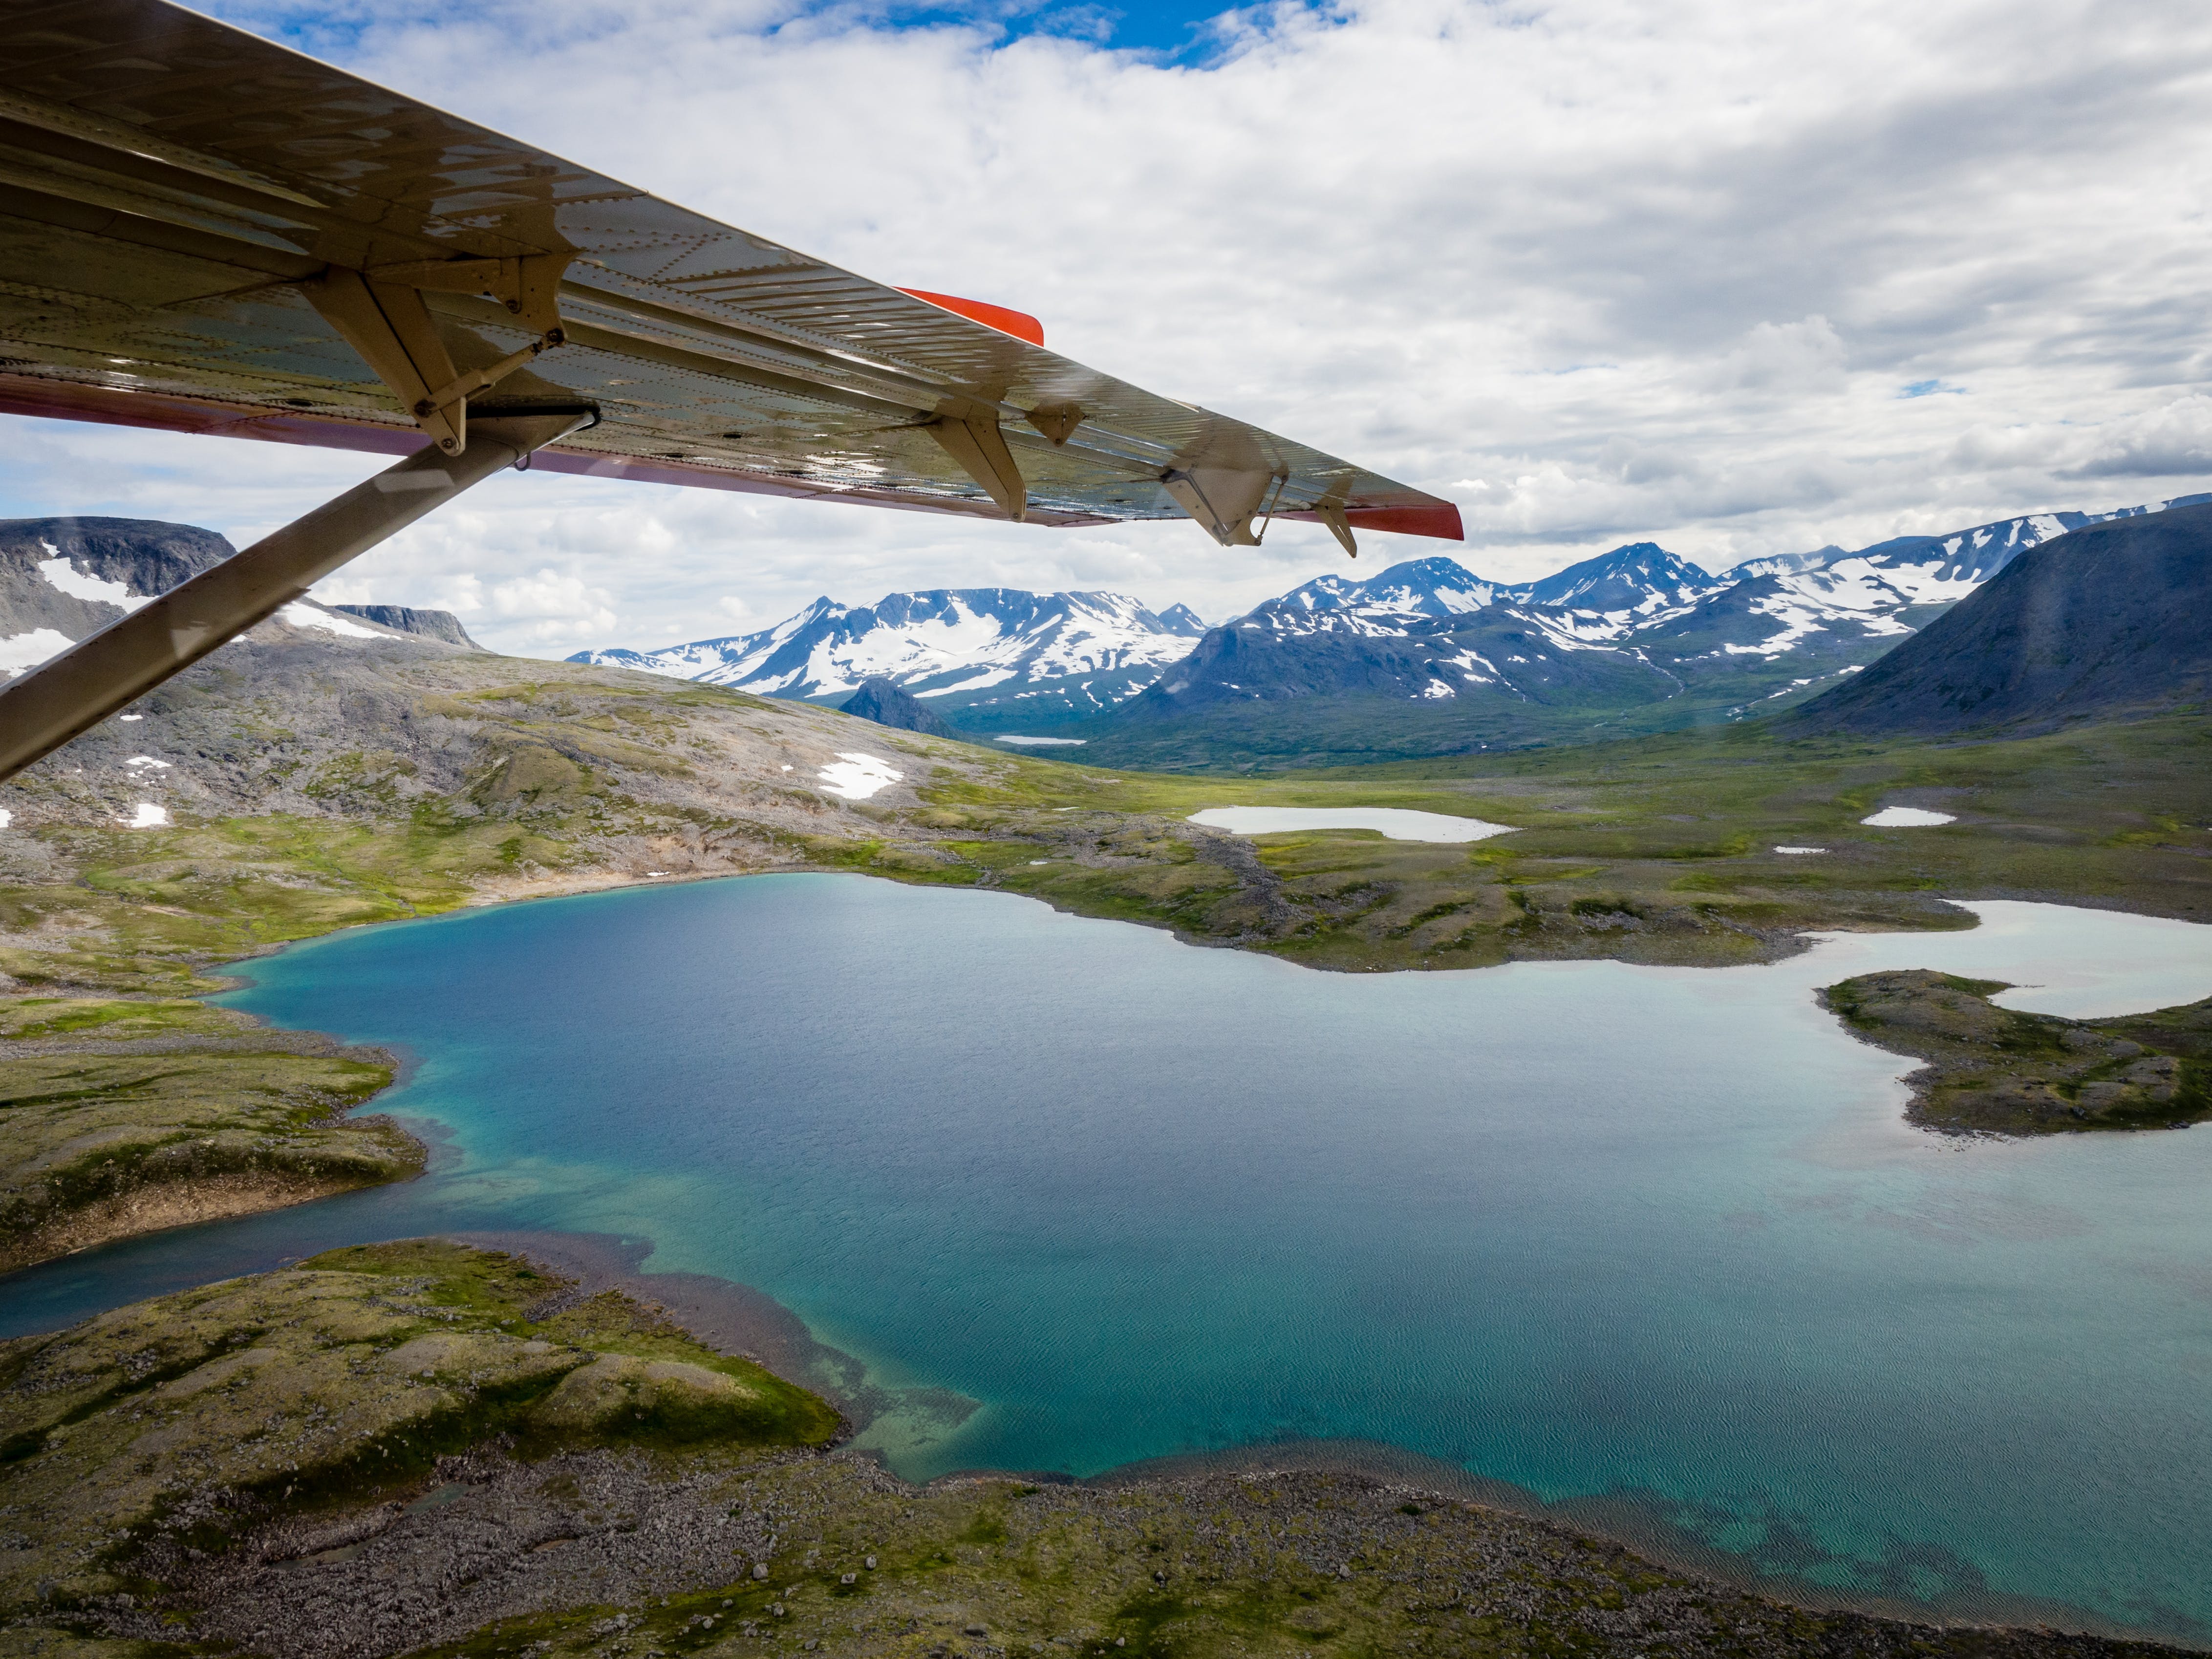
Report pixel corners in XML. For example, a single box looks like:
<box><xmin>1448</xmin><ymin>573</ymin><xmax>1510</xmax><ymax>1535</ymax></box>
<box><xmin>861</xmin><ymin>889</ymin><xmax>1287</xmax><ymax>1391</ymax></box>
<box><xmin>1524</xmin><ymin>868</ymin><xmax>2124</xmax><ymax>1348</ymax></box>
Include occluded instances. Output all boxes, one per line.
<box><xmin>0</xmin><ymin>0</ymin><xmax>1460</xmax><ymax>548</ymax></box>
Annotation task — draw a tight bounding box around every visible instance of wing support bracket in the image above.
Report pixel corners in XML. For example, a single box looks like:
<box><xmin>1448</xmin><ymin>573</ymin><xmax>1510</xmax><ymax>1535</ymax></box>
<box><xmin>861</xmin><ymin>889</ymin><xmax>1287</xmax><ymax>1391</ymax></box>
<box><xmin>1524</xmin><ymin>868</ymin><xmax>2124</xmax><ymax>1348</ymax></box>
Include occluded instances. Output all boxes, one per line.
<box><xmin>306</xmin><ymin>254</ymin><xmax>573</xmax><ymax>455</ymax></box>
<box><xmin>0</xmin><ymin>408</ymin><xmax>594</xmax><ymax>785</ymax></box>
<box><xmin>1162</xmin><ymin>466</ymin><xmax>1283</xmax><ymax>547</ymax></box>
<box><xmin>1318</xmin><ymin>504</ymin><xmax>1359</xmax><ymax>559</ymax></box>
<box><xmin>927</xmin><ymin>409</ymin><xmax>1028</xmax><ymax>521</ymax></box>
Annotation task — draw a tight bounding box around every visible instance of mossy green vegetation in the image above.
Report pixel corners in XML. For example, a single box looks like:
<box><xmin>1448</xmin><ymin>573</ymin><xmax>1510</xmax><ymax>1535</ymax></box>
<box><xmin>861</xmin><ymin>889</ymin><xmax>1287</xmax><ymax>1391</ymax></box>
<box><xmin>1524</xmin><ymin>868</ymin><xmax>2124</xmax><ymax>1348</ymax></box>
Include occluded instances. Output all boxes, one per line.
<box><xmin>1820</xmin><ymin>971</ymin><xmax>2212</xmax><ymax>1134</ymax></box>
<box><xmin>0</xmin><ymin>1240</ymin><xmax>837</xmax><ymax>1625</ymax></box>
<box><xmin>894</xmin><ymin>711</ymin><xmax>2211</xmax><ymax>970</ymax></box>
<box><xmin>0</xmin><ymin>984</ymin><xmax>416</xmax><ymax>1273</ymax></box>
<box><xmin>0</xmin><ymin>1045</ymin><xmax>413</xmax><ymax>1272</ymax></box>
<box><xmin>1</xmin><ymin>1251</ymin><xmax>2188</xmax><ymax>1658</ymax></box>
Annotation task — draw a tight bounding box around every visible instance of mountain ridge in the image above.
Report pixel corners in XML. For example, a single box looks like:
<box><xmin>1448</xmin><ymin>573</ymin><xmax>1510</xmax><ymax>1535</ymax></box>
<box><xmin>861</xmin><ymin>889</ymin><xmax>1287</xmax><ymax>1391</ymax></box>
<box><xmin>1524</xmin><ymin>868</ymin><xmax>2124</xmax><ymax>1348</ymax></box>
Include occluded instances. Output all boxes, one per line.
<box><xmin>0</xmin><ymin>516</ymin><xmax>486</xmax><ymax>681</ymax></box>
<box><xmin>1786</xmin><ymin>502</ymin><xmax>2212</xmax><ymax>736</ymax></box>
<box><xmin>572</xmin><ymin>587</ymin><xmax>1205</xmax><ymax>734</ymax></box>
<box><xmin>1072</xmin><ymin>494</ymin><xmax>2212</xmax><ymax>766</ymax></box>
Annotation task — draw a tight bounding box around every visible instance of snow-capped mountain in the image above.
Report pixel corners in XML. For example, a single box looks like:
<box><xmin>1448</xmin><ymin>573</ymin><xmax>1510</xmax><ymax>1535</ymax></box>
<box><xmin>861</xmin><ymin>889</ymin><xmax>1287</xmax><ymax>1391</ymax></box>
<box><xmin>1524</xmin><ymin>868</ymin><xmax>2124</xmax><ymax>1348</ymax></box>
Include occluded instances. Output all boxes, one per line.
<box><xmin>1274</xmin><ymin>556</ymin><xmax>1508</xmax><ymax>621</ymax></box>
<box><xmin>571</xmin><ymin>588</ymin><xmax>1207</xmax><ymax>732</ymax></box>
<box><xmin>571</xmin><ymin>490</ymin><xmax>2212</xmax><ymax>757</ymax></box>
<box><xmin>1</xmin><ymin>517</ymin><xmax>467</xmax><ymax>682</ymax></box>
<box><xmin>1086</xmin><ymin>491</ymin><xmax>2212</xmax><ymax>764</ymax></box>
<box><xmin>1517</xmin><ymin>541</ymin><xmax>1721</xmax><ymax>612</ymax></box>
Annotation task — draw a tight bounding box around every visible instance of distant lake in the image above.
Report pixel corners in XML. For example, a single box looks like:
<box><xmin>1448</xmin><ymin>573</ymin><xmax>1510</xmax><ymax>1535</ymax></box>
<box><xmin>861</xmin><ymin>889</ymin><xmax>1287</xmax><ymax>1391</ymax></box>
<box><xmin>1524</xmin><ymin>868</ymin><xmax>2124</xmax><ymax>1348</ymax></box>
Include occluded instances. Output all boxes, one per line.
<box><xmin>1187</xmin><ymin>805</ymin><xmax>1515</xmax><ymax>841</ymax></box>
<box><xmin>6</xmin><ymin>879</ymin><xmax>2210</xmax><ymax>1644</ymax></box>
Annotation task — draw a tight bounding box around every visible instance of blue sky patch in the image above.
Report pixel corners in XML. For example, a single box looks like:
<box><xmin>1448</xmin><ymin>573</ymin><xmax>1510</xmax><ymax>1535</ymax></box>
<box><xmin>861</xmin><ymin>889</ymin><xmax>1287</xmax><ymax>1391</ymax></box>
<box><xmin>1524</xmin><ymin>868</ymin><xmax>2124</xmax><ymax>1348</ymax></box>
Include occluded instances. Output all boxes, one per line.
<box><xmin>206</xmin><ymin>0</ymin><xmax>1274</xmax><ymax>60</ymax></box>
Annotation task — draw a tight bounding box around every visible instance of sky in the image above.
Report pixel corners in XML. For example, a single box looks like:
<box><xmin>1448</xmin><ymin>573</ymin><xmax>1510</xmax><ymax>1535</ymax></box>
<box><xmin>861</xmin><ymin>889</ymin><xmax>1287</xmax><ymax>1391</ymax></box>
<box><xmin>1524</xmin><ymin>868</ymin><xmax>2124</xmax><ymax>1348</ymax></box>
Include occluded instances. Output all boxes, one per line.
<box><xmin>5</xmin><ymin>0</ymin><xmax>2212</xmax><ymax>654</ymax></box>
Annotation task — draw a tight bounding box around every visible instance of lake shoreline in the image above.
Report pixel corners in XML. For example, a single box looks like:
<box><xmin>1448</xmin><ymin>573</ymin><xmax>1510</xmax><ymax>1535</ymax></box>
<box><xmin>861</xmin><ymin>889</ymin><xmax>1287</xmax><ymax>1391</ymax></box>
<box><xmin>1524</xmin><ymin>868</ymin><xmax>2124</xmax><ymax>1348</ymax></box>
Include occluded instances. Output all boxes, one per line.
<box><xmin>7</xmin><ymin>1228</ymin><xmax>2199</xmax><ymax>1658</ymax></box>
<box><xmin>472</xmin><ymin>1232</ymin><xmax>2208</xmax><ymax>1652</ymax></box>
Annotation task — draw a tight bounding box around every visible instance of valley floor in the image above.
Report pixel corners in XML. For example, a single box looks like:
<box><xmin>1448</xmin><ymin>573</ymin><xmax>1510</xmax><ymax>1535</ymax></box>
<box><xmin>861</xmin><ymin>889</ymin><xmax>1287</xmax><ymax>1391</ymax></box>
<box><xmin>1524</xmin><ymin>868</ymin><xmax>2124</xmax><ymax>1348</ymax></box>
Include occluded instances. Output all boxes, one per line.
<box><xmin>3</xmin><ymin>638</ymin><xmax>2209</xmax><ymax>1655</ymax></box>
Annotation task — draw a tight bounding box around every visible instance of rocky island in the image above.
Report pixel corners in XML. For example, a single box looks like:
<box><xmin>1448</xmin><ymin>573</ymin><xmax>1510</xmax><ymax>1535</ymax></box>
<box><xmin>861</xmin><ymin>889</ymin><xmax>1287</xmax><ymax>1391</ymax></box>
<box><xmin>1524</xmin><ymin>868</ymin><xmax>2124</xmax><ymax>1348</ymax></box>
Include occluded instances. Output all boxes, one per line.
<box><xmin>1820</xmin><ymin>970</ymin><xmax>2212</xmax><ymax>1134</ymax></box>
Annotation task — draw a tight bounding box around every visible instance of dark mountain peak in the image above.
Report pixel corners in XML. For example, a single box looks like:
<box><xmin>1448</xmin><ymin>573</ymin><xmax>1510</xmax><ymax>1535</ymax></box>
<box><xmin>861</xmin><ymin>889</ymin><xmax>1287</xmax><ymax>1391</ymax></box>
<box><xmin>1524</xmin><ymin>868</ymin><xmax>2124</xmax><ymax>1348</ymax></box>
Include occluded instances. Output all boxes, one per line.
<box><xmin>332</xmin><ymin>605</ymin><xmax>481</xmax><ymax>649</ymax></box>
<box><xmin>1155</xmin><ymin>602</ymin><xmax>1209</xmax><ymax>635</ymax></box>
<box><xmin>0</xmin><ymin>515</ymin><xmax>235</xmax><ymax>597</ymax></box>
<box><xmin>1787</xmin><ymin>500</ymin><xmax>2212</xmax><ymax>735</ymax></box>
<box><xmin>1</xmin><ymin>516</ymin><xmax>242</xmax><ymax>655</ymax></box>
<box><xmin>841</xmin><ymin>676</ymin><xmax>954</xmax><ymax>737</ymax></box>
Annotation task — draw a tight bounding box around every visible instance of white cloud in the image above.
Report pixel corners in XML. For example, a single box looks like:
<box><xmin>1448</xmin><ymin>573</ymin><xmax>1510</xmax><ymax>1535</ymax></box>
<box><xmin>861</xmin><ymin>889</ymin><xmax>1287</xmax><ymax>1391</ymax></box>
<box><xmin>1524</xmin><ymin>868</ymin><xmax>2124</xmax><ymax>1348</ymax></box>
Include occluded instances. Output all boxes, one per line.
<box><xmin>1703</xmin><ymin>318</ymin><xmax>1848</xmax><ymax>394</ymax></box>
<box><xmin>3</xmin><ymin>0</ymin><xmax>2211</xmax><ymax>646</ymax></box>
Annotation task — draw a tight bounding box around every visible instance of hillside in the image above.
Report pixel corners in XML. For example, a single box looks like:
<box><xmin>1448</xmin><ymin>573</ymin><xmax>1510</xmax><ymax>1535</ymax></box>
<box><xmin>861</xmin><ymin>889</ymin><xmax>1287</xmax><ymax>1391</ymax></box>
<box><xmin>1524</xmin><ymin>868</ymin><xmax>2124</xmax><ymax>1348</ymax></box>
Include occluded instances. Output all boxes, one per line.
<box><xmin>1789</xmin><ymin>501</ymin><xmax>2212</xmax><ymax>735</ymax></box>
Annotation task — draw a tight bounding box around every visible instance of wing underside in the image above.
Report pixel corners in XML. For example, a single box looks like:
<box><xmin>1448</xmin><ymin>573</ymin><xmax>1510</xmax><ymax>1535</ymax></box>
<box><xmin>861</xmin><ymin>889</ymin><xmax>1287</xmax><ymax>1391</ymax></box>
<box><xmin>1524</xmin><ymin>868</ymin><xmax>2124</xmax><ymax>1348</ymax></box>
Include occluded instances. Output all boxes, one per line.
<box><xmin>0</xmin><ymin>0</ymin><xmax>1460</xmax><ymax>542</ymax></box>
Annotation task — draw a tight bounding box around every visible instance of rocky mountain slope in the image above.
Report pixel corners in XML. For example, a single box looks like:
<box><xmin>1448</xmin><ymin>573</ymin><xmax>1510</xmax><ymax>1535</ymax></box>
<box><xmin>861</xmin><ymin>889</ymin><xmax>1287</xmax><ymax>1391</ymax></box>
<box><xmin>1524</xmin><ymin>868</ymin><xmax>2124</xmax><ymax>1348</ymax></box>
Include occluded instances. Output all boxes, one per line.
<box><xmin>332</xmin><ymin>603</ymin><xmax>480</xmax><ymax>647</ymax></box>
<box><xmin>0</xmin><ymin>515</ymin><xmax>476</xmax><ymax>680</ymax></box>
<box><xmin>572</xmin><ymin>587</ymin><xmax>1207</xmax><ymax>734</ymax></box>
<box><xmin>1788</xmin><ymin>501</ymin><xmax>2212</xmax><ymax>736</ymax></box>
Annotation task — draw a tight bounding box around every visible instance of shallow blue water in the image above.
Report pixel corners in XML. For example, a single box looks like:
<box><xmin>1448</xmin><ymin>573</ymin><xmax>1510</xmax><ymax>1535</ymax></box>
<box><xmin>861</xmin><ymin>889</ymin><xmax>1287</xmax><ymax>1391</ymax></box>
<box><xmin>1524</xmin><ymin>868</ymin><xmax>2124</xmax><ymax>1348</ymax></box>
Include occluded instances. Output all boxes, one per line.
<box><xmin>5</xmin><ymin>877</ymin><xmax>2210</xmax><ymax>1640</ymax></box>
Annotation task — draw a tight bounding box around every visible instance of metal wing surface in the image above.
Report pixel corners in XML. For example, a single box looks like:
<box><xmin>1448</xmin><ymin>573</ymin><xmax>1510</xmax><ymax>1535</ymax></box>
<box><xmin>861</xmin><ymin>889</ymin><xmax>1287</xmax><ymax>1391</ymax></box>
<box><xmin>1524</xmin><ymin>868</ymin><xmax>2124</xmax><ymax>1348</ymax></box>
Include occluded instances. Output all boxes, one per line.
<box><xmin>0</xmin><ymin>0</ymin><xmax>1460</xmax><ymax>543</ymax></box>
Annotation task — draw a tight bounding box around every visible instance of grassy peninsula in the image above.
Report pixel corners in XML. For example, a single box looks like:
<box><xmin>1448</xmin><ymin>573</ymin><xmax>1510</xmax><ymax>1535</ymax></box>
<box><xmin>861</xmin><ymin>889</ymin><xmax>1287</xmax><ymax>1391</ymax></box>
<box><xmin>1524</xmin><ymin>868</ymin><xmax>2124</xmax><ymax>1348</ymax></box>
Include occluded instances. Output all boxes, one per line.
<box><xmin>0</xmin><ymin>993</ymin><xmax>415</xmax><ymax>1273</ymax></box>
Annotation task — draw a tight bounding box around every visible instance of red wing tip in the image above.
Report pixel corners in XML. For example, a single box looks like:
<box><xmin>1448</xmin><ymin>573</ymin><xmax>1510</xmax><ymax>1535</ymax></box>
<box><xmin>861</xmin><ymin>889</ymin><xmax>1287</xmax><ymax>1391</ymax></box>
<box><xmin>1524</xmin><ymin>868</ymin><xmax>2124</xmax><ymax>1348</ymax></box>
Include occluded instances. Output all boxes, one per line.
<box><xmin>1285</xmin><ymin>502</ymin><xmax>1464</xmax><ymax>542</ymax></box>
<box><xmin>895</xmin><ymin>289</ymin><xmax>1046</xmax><ymax>348</ymax></box>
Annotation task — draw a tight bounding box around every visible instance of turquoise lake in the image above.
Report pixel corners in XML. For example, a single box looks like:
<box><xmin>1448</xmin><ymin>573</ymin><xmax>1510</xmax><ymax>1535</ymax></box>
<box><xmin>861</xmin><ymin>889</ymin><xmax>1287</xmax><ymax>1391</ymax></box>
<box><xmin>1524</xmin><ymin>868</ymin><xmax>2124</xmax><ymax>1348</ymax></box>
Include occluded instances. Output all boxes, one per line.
<box><xmin>4</xmin><ymin>875</ymin><xmax>2210</xmax><ymax>1642</ymax></box>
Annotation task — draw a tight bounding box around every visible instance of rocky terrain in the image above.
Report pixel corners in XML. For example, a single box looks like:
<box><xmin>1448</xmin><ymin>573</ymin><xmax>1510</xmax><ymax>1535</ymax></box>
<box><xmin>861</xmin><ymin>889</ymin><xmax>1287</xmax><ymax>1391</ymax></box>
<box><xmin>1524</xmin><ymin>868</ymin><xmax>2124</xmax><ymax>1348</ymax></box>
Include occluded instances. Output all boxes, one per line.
<box><xmin>332</xmin><ymin>606</ymin><xmax>482</xmax><ymax>649</ymax></box>
<box><xmin>1818</xmin><ymin>971</ymin><xmax>2212</xmax><ymax>1134</ymax></box>
<box><xmin>2</xmin><ymin>1242</ymin><xmax>2192</xmax><ymax>1659</ymax></box>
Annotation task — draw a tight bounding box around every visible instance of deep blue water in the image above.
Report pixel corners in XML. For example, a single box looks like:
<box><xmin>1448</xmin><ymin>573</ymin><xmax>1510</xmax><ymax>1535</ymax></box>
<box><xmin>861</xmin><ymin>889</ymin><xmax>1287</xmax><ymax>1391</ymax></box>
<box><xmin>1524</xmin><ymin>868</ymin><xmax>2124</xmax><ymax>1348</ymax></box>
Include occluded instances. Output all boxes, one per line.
<box><xmin>5</xmin><ymin>876</ymin><xmax>2211</xmax><ymax>1641</ymax></box>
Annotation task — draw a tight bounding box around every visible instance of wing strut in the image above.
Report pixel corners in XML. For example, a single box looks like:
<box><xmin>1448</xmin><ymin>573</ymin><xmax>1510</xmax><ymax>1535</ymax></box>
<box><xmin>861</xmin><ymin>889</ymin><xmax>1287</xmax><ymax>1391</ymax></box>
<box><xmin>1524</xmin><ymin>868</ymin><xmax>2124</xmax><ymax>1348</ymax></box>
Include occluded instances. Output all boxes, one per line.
<box><xmin>0</xmin><ymin>408</ymin><xmax>593</xmax><ymax>784</ymax></box>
